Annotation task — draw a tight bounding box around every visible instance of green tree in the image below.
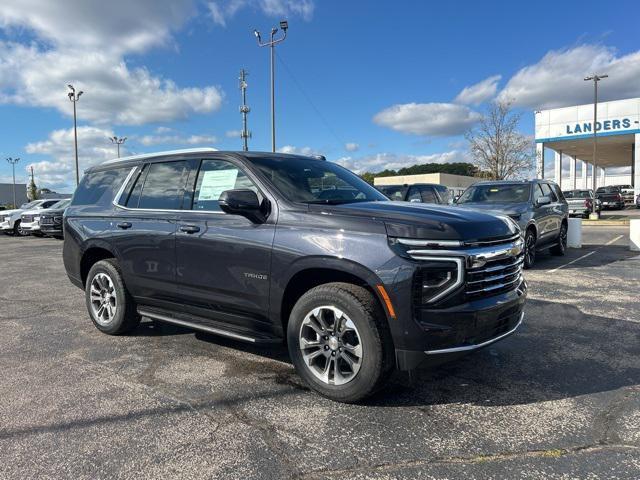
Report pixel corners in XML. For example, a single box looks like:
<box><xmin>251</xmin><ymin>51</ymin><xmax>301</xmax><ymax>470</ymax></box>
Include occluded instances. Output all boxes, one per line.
<box><xmin>27</xmin><ymin>176</ymin><xmax>38</xmax><ymax>201</ymax></box>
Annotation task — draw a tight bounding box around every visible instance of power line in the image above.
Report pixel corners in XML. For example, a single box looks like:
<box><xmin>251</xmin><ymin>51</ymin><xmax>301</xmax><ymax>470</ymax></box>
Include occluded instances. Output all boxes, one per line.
<box><xmin>275</xmin><ymin>50</ymin><xmax>345</xmax><ymax>148</ymax></box>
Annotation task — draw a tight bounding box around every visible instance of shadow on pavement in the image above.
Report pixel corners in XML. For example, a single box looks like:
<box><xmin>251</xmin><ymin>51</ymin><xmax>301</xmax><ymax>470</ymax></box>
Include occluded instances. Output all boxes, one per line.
<box><xmin>527</xmin><ymin>244</ymin><xmax>636</xmax><ymax>270</ymax></box>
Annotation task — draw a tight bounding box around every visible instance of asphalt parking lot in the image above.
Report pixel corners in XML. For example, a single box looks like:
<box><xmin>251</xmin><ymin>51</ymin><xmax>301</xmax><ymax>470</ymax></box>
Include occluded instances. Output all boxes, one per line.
<box><xmin>1</xmin><ymin>228</ymin><xmax>639</xmax><ymax>479</ymax></box>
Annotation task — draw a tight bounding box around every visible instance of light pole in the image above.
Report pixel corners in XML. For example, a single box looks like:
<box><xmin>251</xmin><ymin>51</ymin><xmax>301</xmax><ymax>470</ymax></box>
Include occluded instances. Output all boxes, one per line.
<box><xmin>6</xmin><ymin>157</ymin><xmax>20</xmax><ymax>208</ymax></box>
<box><xmin>584</xmin><ymin>74</ymin><xmax>607</xmax><ymax>218</ymax></box>
<box><xmin>254</xmin><ymin>20</ymin><xmax>288</xmax><ymax>153</ymax></box>
<box><xmin>67</xmin><ymin>84</ymin><xmax>83</xmax><ymax>186</ymax></box>
<box><xmin>109</xmin><ymin>136</ymin><xmax>127</xmax><ymax>158</ymax></box>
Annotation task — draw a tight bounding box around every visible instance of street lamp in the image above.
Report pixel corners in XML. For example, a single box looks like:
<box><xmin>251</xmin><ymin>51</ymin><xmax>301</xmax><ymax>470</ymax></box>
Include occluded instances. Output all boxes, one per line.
<box><xmin>109</xmin><ymin>136</ymin><xmax>127</xmax><ymax>158</ymax></box>
<box><xmin>584</xmin><ymin>74</ymin><xmax>607</xmax><ymax>218</ymax></box>
<box><xmin>5</xmin><ymin>157</ymin><xmax>20</xmax><ymax>208</ymax></box>
<box><xmin>254</xmin><ymin>20</ymin><xmax>288</xmax><ymax>152</ymax></box>
<box><xmin>67</xmin><ymin>84</ymin><xmax>83</xmax><ymax>186</ymax></box>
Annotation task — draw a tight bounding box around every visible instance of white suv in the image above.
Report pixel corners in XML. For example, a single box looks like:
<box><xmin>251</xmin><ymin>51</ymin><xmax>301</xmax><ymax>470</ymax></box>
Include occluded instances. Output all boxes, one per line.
<box><xmin>0</xmin><ymin>199</ymin><xmax>63</xmax><ymax>236</ymax></box>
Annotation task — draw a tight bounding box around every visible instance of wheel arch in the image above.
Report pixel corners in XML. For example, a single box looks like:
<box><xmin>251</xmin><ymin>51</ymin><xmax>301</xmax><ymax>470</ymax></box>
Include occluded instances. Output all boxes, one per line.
<box><xmin>80</xmin><ymin>241</ymin><xmax>117</xmax><ymax>288</ymax></box>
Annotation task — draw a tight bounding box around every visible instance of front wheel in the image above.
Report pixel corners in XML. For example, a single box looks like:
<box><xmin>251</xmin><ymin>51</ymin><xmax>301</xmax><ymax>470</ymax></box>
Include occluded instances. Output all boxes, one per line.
<box><xmin>85</xmin><ymin>259</ymin><xmax>140</xmax><ymax>335</ymax></box>
<box><xmin>523</xmin><ymin>230</ymin><xmax>537</xmax><ymax>269</ymax></box>
<box><xmin>287</xmin><ymin>283</ymin><xmax>393</xmax><ymax>403</ymax></box>
<box><xmin>14</xmin><ymin>220</ymin><xmax>29</xmax><ymax>236</ymax></box>
<box><xmin>551</xmin><ymin>223</ymin><xmax>568</xmax><ymax>256</ymax></box>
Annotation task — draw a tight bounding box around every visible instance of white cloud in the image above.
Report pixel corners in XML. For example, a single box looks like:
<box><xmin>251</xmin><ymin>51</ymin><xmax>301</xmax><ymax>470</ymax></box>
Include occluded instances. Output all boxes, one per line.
<box><xmin>498</xmin><ymin>45</ymin><xmax>640</xmax><ymax>109</ymax></box>
<box><xmin>25</xmin><ymin>126</ymin><xmax>123</xmax><ymax>191</ymax></box>
<box><xmin>336</xmin><ymin>150</ymin><xmax>470</xmax><ymax>174</ymax></box>
<box><xmin>373</xmin><ymin>103</ymin><xmax>482</xmax><ymax>137</ymax></box>
<box><xmin>344</xmin><ymin>142</ymin><xmax>359</xmax><ymax>152</ymax></box>
<box><xmin>454</xmin><ymin>75</ymin><xmax>501</xmax><ymax>105</ymax></box>
<box><xmin>0</xmin><ymin>42</ymin><xmax>223</xmax><ymax>126</ymax></box>
<box><xmin>208</xmin><ymin>0</ymin><xmax>314</xmax><ymax>27</ymax></box>
<box><xmin>277</xmin><ymin>145</ymin><xmax>320</xmax><ymax>156</ymax></box>
<box><xmin>226</xmin><ymin>129</ymin><xmax>242</xmax><ymax>138</ymax></box>
<box><xmin>138</xmin><ymin>133</ymin><xmax>217</xmax><ymax>146</ymax></box>
<box><xmin>0</xmin><ymin>1</ymin><xmax>223</xmax><ymax>126</ymax></box>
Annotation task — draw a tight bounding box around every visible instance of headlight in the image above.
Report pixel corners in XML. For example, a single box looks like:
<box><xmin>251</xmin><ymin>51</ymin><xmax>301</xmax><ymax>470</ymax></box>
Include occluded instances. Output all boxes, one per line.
<box><xmin>34</xmin><ymin>216</ymin><xmax>40</xmax><ymax>222</ymax></box>
<box><xmin>415</xmin><ymin>258</ymin><xmax>464</xmax><ymax>303</ymax></box>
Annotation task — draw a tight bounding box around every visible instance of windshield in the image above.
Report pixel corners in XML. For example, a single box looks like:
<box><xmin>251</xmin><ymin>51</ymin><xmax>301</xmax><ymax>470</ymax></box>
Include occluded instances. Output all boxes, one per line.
<box><xmin>596</xmin><ymin>187</ymin><xmax>620</xmax><ymax>194</ymax></box>
<box><xmin>19</xmin><ymin>201</ymin><xmax>39</xmax><ymax>209</ymax></box>
<box><xmin>251</xmin><ymin>157</ymin><xmax>388</xmax><ymax>204</ymax></box>
<box><xmin>376</xmin><ymin>185</ymin><xmax>405</xmax><ymax>201</ymax></box>
<box><xmin>457</xmin><ymin>184</ymin><xmax>531</xmax><ymax>204</ymax></box>
<box><xmin>50</xmin><ymin>199</ymin><xmax>71</xmax><ymax>209</ymax></box>
<box><xmin>564</xmin><ymin>190</ymin><xmax>591</xmax><ymax>199</ymax></box>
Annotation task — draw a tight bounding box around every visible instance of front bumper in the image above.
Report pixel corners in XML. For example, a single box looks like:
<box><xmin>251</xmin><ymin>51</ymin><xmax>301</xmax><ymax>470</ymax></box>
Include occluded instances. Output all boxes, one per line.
<box><xmin>394</xmin><ymin>279</ymin><xmax>527</xmax><ymax>371</ymax></box>
<box><xmin>0</xmin><ymin>221</ymin><xmax>11</xmax><ymax>231</ymax></box>
<box><xmin>40</xmin><ymin>225</ymin><xmax>63</xmax><ymax>236</ymax></box>
<box><xmin>21</xmin><ymin>221</ymin><xmax>40</xmax><ymax>231</ymax></box>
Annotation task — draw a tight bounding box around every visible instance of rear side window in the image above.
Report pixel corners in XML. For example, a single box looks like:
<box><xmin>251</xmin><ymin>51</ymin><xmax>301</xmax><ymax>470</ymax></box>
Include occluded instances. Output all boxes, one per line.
<box><xmin>550</xmin><ymin>184</ymin><xmax>565</xmax><ymax>201</ymax></box>
<box><xmin>71</xmin><ymin>168</ymin><xmax>130</xmax><ymax>206</ymax></box>
<box><xmin>419</xmin><ymin>186</ymin><xmax>438</xmax><ymax>203</ymax></box>
<box><xmin>136</xmin><ymin>161</ymin><xmax>188</xmax><ymax>210</ymax></box>
<box><xmin>541</xmin><ymin>183</ymin><xmax>557</xmax><ymax>201</ymax></box>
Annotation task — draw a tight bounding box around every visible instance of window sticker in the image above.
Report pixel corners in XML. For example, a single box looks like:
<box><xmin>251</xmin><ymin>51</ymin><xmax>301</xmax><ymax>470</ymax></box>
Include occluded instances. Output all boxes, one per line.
<box><xmin>198</xmin><ymin>169</ymin><xmax>239</xmax><ymax>201</ymax></box>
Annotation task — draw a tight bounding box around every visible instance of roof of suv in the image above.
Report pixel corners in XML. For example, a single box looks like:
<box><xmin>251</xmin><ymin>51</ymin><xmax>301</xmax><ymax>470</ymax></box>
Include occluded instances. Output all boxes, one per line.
<box><xmin>471</xmin><ymin>179</ymin><xmax>554</xmax><ymax>186</ymax></box>
<box><xmin>91</xmin><ymin>148</ymin><xmax>326</xmax><ymax>172</ymax></box>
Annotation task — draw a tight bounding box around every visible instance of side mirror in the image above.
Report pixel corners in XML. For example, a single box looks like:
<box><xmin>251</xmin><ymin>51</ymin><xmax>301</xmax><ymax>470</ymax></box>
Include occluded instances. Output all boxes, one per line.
<box><xmin>218</xmin><ymin>189</ymin><xmax>264</xmax><ymax>223</ymax></box>
<box><xmin>536</xmin><ymin>195</ymin><xmax>551</xmax><ymax>207</ymax></box>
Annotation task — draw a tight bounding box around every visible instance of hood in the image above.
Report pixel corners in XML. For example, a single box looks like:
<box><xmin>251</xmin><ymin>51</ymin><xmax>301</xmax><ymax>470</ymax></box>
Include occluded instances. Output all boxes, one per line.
<box><xmin>40</xmin><ymin>207</ymin><xmax>66</xmax><ymax>215</ymax></box>
<box><xmin>312</xmin><ymin>201</ymin><xmax>518</xmax><ymax>241</ymax></box>
<box><xmin>21</xmin><ymin>208</ymin><xmax>44</xmax><ymax>216</ymax></box>
<box><xmin>1</xmin><ymin>208</ymin><xmax>20</xmax><ymax>216</ymax></box>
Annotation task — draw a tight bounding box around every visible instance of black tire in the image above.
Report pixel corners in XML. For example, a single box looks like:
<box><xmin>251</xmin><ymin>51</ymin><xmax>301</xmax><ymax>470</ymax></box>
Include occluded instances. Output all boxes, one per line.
<box><xmin>550</xmin><ymin>222</ymin><xmax>567</xmax><ymax>256</ymax></box>
<box><xmin>287</xmin><ymin>282</ymin><xmax>394</xmax><ymax>403</ymax></box>
<box><xmin>523</xmin><ymin>229</ymin><xmax>536</xmax><ymax>269</ymax></box>
<box><xmin>14</xmin><ymin>220</ymin><xmax>29</xmax><ymax>236</ymax></box>
<box><xmin>85</xmin><ymin>259</ymin><xmax>140</xmax><ymax>335</ymax></box>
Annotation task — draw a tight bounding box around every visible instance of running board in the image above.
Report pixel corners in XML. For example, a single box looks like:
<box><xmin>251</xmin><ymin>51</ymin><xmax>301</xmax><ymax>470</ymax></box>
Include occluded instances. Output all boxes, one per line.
<box><xmin>138</xmin><ymin>308</ymin><xmax>271</xmax><ymax>344</ymax></box>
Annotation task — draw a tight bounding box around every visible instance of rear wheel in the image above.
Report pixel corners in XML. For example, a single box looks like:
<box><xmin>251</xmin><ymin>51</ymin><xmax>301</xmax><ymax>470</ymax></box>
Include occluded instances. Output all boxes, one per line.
<box><xmin>551</xmin><ymin>223</ymin><xmax>568</xmax><ymax>256</ymax></box>
<box><xmin>523</xmin><ymin>229</ymin><xmax>536</xmax><ymax>269</ymax></box>
<box><xmin>85</xmin><ymin>259</ymin><xmax>140</xmax><ymax>335</ymax></box>
<box><xmin>287</xmin><ymin>283</ymin><xmax>393</xmax><ymax>403</ymax></box>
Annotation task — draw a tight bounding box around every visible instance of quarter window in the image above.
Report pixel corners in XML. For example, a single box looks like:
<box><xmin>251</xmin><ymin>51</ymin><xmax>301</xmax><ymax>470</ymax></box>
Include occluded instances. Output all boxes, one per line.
<box><xmin>192</xmin><ymin>159</ymin><xmax>260</xmax><ymax>211</ymax></box>
<box><xmin>136</xmin><ymin>161</ymin><xmax>188</xmax><ymax>210</ymax></box>
<box><xmin>541</xmin><ymin>183</ymin><xmax>557</xmax><ymax>201</ymax></box>
<box><xmin>71</xmin><ymin>168</ymin><xmax>131</xmax><ymax>206</ymax></box>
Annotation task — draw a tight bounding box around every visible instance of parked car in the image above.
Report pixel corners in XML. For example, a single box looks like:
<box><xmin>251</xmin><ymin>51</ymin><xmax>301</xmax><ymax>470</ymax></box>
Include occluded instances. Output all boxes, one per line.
<box><xmin>63</xmin><ymin>149</ymin><xmax>527</xmax><ymax>403</ymax></box>
<box><xmin>636</xmin><ymin>193</ymin><xmax>640</xmax><ymax>209</ymax></box>
<box><xmin>595</xmin><ymin>186</ymin><xmax>625</xmax><ymax>210</ymax></box>
<box><xmin>562</xmin><ymin>189</ymin><xmax>601</xmax><ymax>218</ymax></box>
<box><xmin>455</xmin><ymin>180</ymin><xmax>569</xmax><ymax>269</ymax></box>
<box><xmin>0</xmin><ymin>199</ymin><xmax>60</xmax><ymax>236</ymax></box>
<box><xmin>376</xmin><ymin>183</ymin><xmax>451</xmax><ymax>204</ymax></box>
<box><xmin>39</xmin><ymin>199</ymin><xmax>71</xmax><ymax>239</ymax></box>
<box><xmin>612</xmin><ymin>184</ymin><xmax>634</xmax><ymax>205</ymax></box>
<box><xmin>19</xmin><ymin>199</ymin><xmax>66</xmax><ymax>236</ymax></box>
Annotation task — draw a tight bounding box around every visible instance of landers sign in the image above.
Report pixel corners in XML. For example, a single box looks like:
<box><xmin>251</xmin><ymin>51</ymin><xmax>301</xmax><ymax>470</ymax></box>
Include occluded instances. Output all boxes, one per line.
<box><xmin>566</xmin><ymin>118</ymin><xmax>633</xmax><ymax>135</ymax></box>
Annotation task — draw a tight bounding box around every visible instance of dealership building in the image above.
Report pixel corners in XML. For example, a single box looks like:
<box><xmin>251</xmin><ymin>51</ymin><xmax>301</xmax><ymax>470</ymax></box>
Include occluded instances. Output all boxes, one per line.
<box><xmin>535</xmin><ymin>97</ymin><xmax>640</xmax><ymax>197</ymax></box>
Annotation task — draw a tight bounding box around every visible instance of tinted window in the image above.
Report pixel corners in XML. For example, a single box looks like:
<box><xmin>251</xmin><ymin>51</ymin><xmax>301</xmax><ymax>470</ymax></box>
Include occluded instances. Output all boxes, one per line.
<box><xmin>541</xmin><ymin>183</ymin><xmax>557</xmax><ymax>201</ymax></box>
<box><xmin>137</xmin><ymin>161</ymin><xmax>188</xmax><ymax>210</ymax></box>
<box><xmin>419</xmin><ymin>186</ymin><xmax>438</xmax><ymax>203</ymax></box>
<box><xmin>434</xmin><ymin>185</ymin><xmax>451</xmax><ymax>204</ymax></box>
<box><xmin>596</xmin><ymin>186</ymin><xmax>620</xmax><ymax>194</ymax></box>
<box><xmin>124</xmin><ymin>166</ymin><xmax>147</xmax><ymax>208</ymax></box>
<box><xmin>533</xmin><ymin>184</ymin><xmax>545</xmax><ymax>201</ymax></box>
<box><xmin>407</xmin><ymin>187</ymin><xmax>422</xmax><ymax>202</ymax></box>
<box><xmin>41</xmin><ymin>200</ymin><xmax>60</xmax><ymax>209</ymax></box>
<box><xmin>251</xmin><ymin>157</ymin><xmax>387</xmax><ymax>204</ymax></box>
<box><xmin>550</xmin><ymin>184</ymin><xmax>564</xmax><ymax>201</ymax></box>
<box><xmin>71</xmin><ymin>168</ymin><xmax>130</xmax><ymax>206</ymax></box>
<box><xmin>457</xmin><ymin>184</ymin><xmax>531</xmax><ymax>204</ymax></box>
<box><xmin>377</xmin><ymin>185</ymin><xmax>405</xmax><ymax>201</ymax></box>
<box><xmin>192</xmin><ymin>159</ymin><xmax>260</xmax><ymax>212</ymax></box>
<box><xmin>564</xmin><ymin>190</ymin><xmax>591</xmax><ymax>199</ymax></box>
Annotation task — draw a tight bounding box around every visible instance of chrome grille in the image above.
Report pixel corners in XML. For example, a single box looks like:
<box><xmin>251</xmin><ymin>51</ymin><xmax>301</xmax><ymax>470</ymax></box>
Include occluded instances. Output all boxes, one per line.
<box><xmin>21</xmin><ymin>215</ymin><xmax>34</xmax><ymax>223</ymax></box>
<box><xmin>40</xmin><ymin>216</ymin><xmax>54</xmax><ymax>225</ymax></box>
<box><xmin>465</xmin><ymin>255</ymin><xmax>524</xmax><ymax>298</ymax></box>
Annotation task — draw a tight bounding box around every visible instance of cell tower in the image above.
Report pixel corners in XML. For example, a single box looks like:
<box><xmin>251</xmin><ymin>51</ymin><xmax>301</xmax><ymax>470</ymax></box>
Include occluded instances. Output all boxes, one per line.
<box><xmin>239</xmin><ymin>69</ymin><xmax>251</xmax><ymax>151</ymax></box>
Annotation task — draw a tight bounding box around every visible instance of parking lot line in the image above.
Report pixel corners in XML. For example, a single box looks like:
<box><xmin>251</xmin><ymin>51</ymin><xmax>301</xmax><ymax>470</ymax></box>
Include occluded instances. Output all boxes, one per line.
<box><xmin>546</xmin><ymin>234</ymin><xmax>624</xmax><ymax>273</ymax></box>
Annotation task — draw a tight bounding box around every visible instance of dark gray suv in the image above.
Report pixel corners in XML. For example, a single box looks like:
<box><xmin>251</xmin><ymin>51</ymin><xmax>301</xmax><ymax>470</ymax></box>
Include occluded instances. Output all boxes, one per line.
<box><xmin>63</xmin><ymin>150</ymin><xmax>527</xmax><ymax>402</ymax></box>
<box><xmin>456</xmin><ymin>180</ymin><xmax>569</xmax><ymax>269</ymax></box>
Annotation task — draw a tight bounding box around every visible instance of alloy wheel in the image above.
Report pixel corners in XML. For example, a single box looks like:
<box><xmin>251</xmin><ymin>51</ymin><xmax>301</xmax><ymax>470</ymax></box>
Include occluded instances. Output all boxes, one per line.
<box><xmin>299</xmin><ymin>306</ymin><xmax>363</xmax><ymax>386</ymax></box>
<box><xmin>525</xmin><ymin>233</ymin><xmax>536</xmax><ymax>267</ymax></box>
<box><xmin>89</xmin><ymin>273</ymin><xmax>117</xmax><ymax>325</ymax></box>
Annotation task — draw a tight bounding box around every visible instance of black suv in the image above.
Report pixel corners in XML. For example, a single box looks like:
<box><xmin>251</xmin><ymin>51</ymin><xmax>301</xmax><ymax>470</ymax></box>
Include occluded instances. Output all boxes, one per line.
<box><xmin>63</xmin><ymin>150</ymin><xmax>527</xmax><ymax>402</ymax></box>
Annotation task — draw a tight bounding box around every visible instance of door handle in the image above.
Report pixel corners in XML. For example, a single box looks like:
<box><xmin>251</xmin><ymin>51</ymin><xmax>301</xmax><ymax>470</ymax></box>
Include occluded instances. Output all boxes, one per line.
<box><xmin>117</xmin><ymin>222</ymin><xmax>132</xmax><ymax>230</ymax></box>
<box><xmin>179</xmin><ymin>225</ymin><xmax>200</xmax><ymax>234</ymax></box>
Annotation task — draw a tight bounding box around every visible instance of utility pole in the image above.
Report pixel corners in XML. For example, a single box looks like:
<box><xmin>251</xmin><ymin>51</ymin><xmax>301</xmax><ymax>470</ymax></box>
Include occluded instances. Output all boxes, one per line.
<box><xmin>584</xmin><ymin>73</ymin><xmax>608</xmax><ymax>219</ymax></box>
<box><xmin>110</xmin><ymin>136</ymin><xmax>127</xmax><ymax>158</ymax></box>
<box><xmin>254</xmin><ymin>20</ymin><xmax>288</xmax><ymax>152</ymax></box>
<box><xmin>6</xmin><ymin>157</ymin><xmax>20</xmax><ymax>208</ymax></box>
<box><xmin>67</xmin><ymin>84</ymin><xmax>84</xmax><ymax>186</ymax></box>
<box><xmin>239</xmin><ymin>69</ymin><xmax>252</xmax><ymax>151</ymax></box>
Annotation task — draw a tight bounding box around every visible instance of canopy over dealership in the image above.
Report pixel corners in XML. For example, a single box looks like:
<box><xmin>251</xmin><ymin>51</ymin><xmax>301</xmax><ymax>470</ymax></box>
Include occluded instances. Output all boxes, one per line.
<box><xmin>535</xmin><ymin>97</ymin><xmax>640</xmax><ymax>197</ymax></box>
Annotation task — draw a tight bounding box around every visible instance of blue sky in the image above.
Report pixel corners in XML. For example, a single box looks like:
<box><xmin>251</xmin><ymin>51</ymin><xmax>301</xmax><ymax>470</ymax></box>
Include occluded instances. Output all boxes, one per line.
<box><xmin>1</xmin><ymin>0</ymin><xmax>639</xmax><ymax>191</ymax></box>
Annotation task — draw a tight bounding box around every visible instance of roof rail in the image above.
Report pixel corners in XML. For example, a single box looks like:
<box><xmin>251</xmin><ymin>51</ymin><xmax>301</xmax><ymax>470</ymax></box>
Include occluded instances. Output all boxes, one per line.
<box><xmin>101</xmin><ymin>147</ymin><xmax>218</xmax><ymax>165</ymax></box>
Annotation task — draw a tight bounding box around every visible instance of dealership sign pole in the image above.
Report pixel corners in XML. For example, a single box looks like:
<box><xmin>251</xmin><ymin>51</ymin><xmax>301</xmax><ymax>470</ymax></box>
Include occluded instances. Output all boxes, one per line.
<box><xmin>584</xmin><ymin>74</ymin><xmax>607</xmax><ymax>218</ymax></box>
